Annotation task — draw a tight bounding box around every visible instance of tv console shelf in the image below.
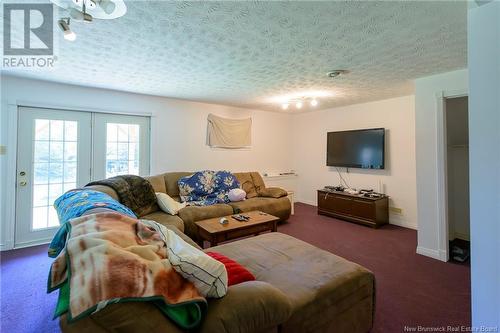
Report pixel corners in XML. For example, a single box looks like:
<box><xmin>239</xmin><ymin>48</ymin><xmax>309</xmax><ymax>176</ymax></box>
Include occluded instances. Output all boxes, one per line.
<box><xmin>317</xmin><ymin>190</ymin><xmax>389</xmax><ymax>228</ymax></box>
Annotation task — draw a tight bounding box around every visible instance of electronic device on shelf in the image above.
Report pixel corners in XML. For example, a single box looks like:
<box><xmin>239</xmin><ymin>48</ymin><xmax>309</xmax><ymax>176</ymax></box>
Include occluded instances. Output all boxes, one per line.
<box><xmin>363</xmin><ymin>192</ymin><xmax>384</xmax><ymax>198</ymax></box>
<box><xmin>344</xmin><ymin>188</ymin><xmax>359</xmax><ymax>195</ymax></box>
<box><xmin>324</xmin><ymin>185</ymin><xmax>345</xmax><ymax>192</ymax></box>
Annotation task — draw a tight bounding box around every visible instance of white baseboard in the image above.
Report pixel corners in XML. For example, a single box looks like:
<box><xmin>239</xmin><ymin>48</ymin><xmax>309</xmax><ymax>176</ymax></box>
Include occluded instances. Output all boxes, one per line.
<box><xmin>416</xmin><ymin>246</ymin><xmax>448</xmax><ymax>262</ymax></box>
<box><xmin>296</xmin><ymin>199</ymin><xmax>316</xmax><ymax>206</ymax></box>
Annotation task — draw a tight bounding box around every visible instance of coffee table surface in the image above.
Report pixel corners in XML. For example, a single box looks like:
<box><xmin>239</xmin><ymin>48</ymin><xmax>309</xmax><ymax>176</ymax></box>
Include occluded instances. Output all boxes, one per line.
<box><xmin>195</xmin><ymin>210</ymin><xmax>279</xmax><ymax>234</ymax></box>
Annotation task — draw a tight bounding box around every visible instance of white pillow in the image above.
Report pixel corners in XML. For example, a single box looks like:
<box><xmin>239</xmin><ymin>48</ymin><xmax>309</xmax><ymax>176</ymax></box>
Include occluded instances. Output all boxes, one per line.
<box><xmin>156</xmin><ymin>192</ymin><xmax>186</xmax><ymax>215</ymax></box>
<box><xmin>141</xmin><ymin>219</ymin><xmax>228</xmax><ymax>298</ymax></box>
<box><xmin>228</xmin><ymin>188</ymin><xmax>246</xmax><ymax>202</ymax></box>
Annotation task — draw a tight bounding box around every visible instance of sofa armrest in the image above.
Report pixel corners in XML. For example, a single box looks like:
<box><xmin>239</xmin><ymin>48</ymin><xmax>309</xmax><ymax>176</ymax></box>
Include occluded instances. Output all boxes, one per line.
<box><xmin>200</xmin><ymin>281</ymin><xmax>292</xmax><ymax>333</ymax></box>
<box><xmin>259</xmin><ymin>187</ymin><xmax>288</xmax><ymax>198</ymax></box>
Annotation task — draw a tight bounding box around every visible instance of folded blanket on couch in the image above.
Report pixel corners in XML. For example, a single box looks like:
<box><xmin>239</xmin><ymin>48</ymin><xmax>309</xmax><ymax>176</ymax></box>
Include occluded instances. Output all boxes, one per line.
<box><xmin>47</xmin><ymin>212</ymin><xmax>227</xmax><ymax>329</ymax></box>
<box><xmin>178</xmin><ymin>170</ymin><xmax>240</xmax><ymax>206</ymax></box>
<box><xmin>87</xmin><ymin>175</ymin><xmax>157</xmax><ymax>216</ymax></box>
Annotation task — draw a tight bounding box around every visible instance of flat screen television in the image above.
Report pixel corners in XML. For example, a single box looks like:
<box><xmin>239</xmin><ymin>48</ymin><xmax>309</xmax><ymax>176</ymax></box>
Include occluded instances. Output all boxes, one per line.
<box><xmin>327</xmin><ymin>128</ymin><xmax>385</xmax><ymax>169</ymax></box>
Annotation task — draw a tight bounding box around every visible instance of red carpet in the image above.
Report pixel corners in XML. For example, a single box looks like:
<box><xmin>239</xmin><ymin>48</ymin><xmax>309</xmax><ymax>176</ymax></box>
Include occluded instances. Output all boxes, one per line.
<box><xmin>280</xmin><ymin>203</ymin><xmax>471</xmax><ymax>333</ymax></box>
<box><xmin>0</xmin><ymin>203</ymin><xmax>470</xmax><ymax>333</ymax></box>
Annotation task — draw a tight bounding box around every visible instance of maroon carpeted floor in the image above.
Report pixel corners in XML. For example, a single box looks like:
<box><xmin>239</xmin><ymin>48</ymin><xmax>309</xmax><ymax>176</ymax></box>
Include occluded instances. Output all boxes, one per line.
<box><xmin>0</xmin><ymin>203</ymin><xmax>470</xmax><ymax>333</ymax></box>
<box><xmin>281</xmin><ymin>203</ymin><xmax>471</xmax><ymax>333</ymax></box>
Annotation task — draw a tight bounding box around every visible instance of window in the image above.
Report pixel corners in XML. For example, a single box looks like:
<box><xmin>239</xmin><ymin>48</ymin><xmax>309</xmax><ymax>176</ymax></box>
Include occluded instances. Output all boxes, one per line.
<box><xmin>106</xmin><ymin>123</ymin><xmax>140</xmax><ymax>178</ymax></box>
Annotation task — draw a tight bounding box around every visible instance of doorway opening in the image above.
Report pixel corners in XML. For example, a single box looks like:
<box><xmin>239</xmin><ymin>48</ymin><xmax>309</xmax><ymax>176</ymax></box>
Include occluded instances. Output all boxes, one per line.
<box><xmin>444</xmin><ymin>96</ymin><xmax>470</xmax><ymax>263</ymax></box>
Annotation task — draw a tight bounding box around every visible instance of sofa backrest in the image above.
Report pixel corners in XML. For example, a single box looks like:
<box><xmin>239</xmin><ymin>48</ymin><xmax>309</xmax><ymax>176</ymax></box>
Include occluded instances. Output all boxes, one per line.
<box><xmin>86</xmin><ymin>171</ymin><xmax>266</xmax><ymax>205</ymax></box>
<box><xmin>233</xmin><ymin>172</ymin><xmax>266</xmax><ymax>198</ymax></box>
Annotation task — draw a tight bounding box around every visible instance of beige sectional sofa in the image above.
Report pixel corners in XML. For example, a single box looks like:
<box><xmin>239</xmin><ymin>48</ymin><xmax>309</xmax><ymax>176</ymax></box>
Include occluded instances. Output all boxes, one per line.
<box><xmin>87</xmin><ymin>171</ymin><xmax>292</xmax><ymax>243</ymax></box>
<box><xmin>61</xmin><ymin>171</ymin><xmax>375</xmax><ymax>333</ymax></box>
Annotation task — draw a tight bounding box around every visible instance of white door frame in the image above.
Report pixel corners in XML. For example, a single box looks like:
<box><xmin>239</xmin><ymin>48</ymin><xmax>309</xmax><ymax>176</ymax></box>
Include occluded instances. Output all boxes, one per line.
<box><xmin>435</xmin><ymin>90</ymin><xmax>468</xmax><ymax>262</ymax></box>
<box><xmin>2</xmin><ymin>100</ymin><xmax>152</xmax><ymax>251</ymax></box>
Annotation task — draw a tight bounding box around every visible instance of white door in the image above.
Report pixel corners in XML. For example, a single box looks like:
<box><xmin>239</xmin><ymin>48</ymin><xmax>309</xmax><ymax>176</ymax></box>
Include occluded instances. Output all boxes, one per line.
<box><xmin>92</xmin><ymin>113</ymin><xmax>150</xmax><ymax>180</ymax></box>
<box><xmin>15</xmin><ymin>107</ymin><xmax>92</xmax><ymax>247</ymax></box>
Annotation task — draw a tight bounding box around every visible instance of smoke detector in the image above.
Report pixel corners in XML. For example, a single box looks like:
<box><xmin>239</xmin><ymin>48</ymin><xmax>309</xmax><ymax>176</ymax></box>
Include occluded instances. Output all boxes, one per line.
<box><xmin>327</xmin><ymin>70</ymin><xmax>349</xmax><ymax>78</ymax></box>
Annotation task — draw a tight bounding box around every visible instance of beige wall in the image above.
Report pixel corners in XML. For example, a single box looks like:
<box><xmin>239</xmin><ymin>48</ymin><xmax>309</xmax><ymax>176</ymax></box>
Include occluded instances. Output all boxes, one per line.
<box><xmin>291</xmin><ymin>95</ymin><xmax>417</xmax><ymax>229</ymax></box>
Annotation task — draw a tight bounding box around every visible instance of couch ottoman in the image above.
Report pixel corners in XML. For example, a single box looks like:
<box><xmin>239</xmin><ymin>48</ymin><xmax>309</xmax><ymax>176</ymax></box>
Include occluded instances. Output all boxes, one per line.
<box><xmin>210</xmin><ymin>232</ymin><xmax>375</xmax><ymax>333</ymax></box>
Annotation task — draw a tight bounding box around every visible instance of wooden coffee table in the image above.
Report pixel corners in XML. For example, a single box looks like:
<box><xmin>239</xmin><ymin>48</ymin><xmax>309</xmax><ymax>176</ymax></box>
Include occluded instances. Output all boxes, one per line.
<box><xmin>195</xmin><ymin>211</ymin><xmax>279</xmax><ymax>247</ymax></box>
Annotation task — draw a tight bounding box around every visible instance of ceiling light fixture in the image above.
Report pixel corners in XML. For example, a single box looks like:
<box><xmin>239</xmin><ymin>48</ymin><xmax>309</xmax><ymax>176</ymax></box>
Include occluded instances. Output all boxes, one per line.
<box><xmin>282</xmin><ymin>103</ymin><xmax>289</xmax><ymax>110</ymax></box>
<box><xmin>52</xmin><ymin>0</ymin><xmax>126</xmax><ymax>41</ymax></box>
<box><xmin>310</xmin><ymin>99</ymin><xmax>318</xmax><ymax>107</ymax></box>
<box><xmin>58</xmin><ymin>18</ymin><xmax>76</xmax><ymax>41</ymax></box>
<box><xmin>327</xmin><ymin>70</ymin><xmax>349</xmax><ymax>78</ymax></box>
<box><xmin>295</xmin><ymin>101</ymin><xmax>303</xmax><ymax>109</ymax></box>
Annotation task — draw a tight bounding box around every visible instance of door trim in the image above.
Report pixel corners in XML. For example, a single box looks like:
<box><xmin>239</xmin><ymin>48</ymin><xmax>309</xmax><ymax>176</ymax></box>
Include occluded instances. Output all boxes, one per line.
<box><xmin>15</xmin><ymin>100</ymin><xmax>153</xmax><ymax>117</ymax></box>
<box><xmin>1</xmin><ymin>103</ymin><xmax>19</xmax><ymax>250</ymax></box>
<box><xmin>435</xmin><ymin>90</ymin><xmax>468</xmax><ymax>262</ymax></box>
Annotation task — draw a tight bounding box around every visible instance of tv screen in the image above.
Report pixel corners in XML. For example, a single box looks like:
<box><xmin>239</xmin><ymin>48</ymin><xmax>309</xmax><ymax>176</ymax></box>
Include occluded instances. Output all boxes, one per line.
<box><xmin>327</xmin><ymin>128</ymin><xmax>385</xmax><ymax>169</ymax></box>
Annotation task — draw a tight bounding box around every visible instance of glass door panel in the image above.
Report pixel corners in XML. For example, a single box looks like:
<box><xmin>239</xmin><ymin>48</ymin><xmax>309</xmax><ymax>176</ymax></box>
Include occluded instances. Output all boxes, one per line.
<box><xmin>93</xmin><ymin>113</ymin><xmax>150</xmax><ymax>181</ymax></box>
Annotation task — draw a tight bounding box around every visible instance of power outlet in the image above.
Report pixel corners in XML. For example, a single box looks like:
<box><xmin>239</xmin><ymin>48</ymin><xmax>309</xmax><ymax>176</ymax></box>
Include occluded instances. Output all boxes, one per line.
<box><xmin>389</xmin><ymin>207</ymin><xmax>403</xmax><ymax>214</ymax></box>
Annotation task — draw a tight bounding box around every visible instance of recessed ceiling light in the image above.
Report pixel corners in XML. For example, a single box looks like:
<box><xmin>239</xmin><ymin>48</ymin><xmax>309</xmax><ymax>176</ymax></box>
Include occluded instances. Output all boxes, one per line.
<box><xmin>282</xmin><ymin>103</ymin><xmax>289</xmax><ymax>110</ymax></box>
<box><xmin>310</xmin><ymin>99</ymin><xmax>318</xmax><ymax>107</ymax></box>
<box><xmin>327</xmin><ymin>70</ymin><xmax>349</xmax><ymax>78</ymax></box>
<box><xmin>295</xmin><ymin>101</ymin><xmax>303</xmax><ymax>109</ymax></box>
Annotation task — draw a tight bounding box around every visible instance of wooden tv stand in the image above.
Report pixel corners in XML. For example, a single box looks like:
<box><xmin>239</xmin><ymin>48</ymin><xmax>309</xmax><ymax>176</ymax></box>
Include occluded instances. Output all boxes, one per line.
<box><xmin>317</xmin><ymin>190</ymin><xmax>389</xmax><ymax>228</ymax></box>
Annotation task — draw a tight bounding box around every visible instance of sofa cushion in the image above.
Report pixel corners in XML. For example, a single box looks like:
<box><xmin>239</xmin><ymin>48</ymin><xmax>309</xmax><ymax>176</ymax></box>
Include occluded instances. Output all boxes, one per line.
<box><xmin>61</xmin><ymin>280</ymin><xmax>291</xmax><ymax>333</ymax></box>
<box><xmin>228</xmin><ymin>197</ymin><xmax>291</xmax><ymax>221</ymax></box>
<box><xmin>259</xmin><ymin>187</ymin><xmax>288</xmax><ymax>198</ymax></box>
<box><xmin>233</xmin><ymin>172</ymin><xmax>258</xmax><ymax>198</ymax></box>
<box><xmin>141</xmin><ymin>210</ymin><xmax>184</xmax><ymax>232</ymax></box>
<box><xmin>164</xmin><ymin>172</ymin><xmax>193</xmax><ymax>197</ymax></box>
<box><xmin>145</xmin><ymin>174</ymin><xmax>167</xmax><ymax>193</ymax></box>
<box><xmin>178</xmin><ymin>204</ymin><xmax>234</xmax><ymax>240</ymax></box>
<box><xmin>209</xmin><ymin>233</ymin><xmax>375</xmax><ymax>333</ymax></box>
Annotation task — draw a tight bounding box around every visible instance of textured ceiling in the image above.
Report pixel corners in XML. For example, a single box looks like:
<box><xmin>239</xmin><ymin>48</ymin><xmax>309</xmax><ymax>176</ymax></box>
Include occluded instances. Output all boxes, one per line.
<box><xmin>3</xmin><ymin>1</ymin><xmax>467</xmax><ymax>112</ymax></box>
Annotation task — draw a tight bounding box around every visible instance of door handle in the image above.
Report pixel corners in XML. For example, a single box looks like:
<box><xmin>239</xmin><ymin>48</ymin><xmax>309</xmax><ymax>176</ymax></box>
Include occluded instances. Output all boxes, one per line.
<box><xmin>19</xmin><ymin>181</ymin><xmax>27</xmax><ymax>186</ymax></box>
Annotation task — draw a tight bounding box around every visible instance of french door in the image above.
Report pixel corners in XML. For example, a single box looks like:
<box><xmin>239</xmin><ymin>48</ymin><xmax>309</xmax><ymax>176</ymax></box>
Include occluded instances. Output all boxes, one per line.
<box><xmin>16</xmin><ymin>108</ymin><xmax>92</xmax><ymax>247</ymax></box>
<box><xmin>15</xmin><ymin>107</ymin><xmax>150</xmax><ymax>248</ymax></box>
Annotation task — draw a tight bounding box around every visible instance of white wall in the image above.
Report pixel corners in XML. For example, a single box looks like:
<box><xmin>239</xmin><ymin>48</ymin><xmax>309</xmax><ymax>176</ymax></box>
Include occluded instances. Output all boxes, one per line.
<box><xmin>468</xmin><ymin>1</ymin><xmax>500</xmax><ymax>328</ymax></box>
<box><xmin>0</xmin><ymin>75</ymin><xmax>293</xmax><ymax>249</ymax></box>
<box><xmin>291</xmin><ymin>95</ymin><xmax>418</xmax><ymax>229</ymax></box>
<box><xmin>414</xmin><ymin>69</ymin><xmax>468</xmax><ymax>260</ymax></box>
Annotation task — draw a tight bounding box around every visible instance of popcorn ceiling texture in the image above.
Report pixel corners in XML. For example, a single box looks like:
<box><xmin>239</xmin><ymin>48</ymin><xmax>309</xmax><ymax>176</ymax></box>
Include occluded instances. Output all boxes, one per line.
<box><xmin>5</xmin><ymin>1</ymin><xmax>467</xmax><ymax>111</ymax></box>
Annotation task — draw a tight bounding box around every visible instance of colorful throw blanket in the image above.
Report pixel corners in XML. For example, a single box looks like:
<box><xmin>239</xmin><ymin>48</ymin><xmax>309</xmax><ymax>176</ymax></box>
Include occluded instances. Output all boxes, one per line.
<box><xmin>178</xmin><ymin>170</ymin><xmax>240</xmax><ymax>206</ymax></box>
<box><xmin>87</xmin><ymin>175</ymin><xmax>157</xmax><ymax>216</ymax></box>
<box><xmin>47</xmin><ymin>212</ymin><xmax>209</xmax><ymax>329</ymax></box>
<box><xmin>49</xmin><ymin>189</ymin><xmax>136</xmax><ymax>258</ymax></box>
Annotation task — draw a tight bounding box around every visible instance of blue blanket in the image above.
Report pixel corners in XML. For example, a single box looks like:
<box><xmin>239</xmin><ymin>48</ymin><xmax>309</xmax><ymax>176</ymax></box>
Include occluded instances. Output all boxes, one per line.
<box><xmin>48</xmin><ymin>189</ymin><xmax>136</xmax><ymax>257</ymax></box>
<box><xmin>178</xmin><ymin>170</ymin><xmax>240</xmax><ymax>206</ymax></box>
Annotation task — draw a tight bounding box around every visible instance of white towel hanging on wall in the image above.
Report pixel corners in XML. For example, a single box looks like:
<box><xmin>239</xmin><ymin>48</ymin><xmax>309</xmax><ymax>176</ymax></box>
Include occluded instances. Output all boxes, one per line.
<box><xmin>206</xmin><ymin>113</ymin><xmax>252</xmax><ymax>148</ymax></box>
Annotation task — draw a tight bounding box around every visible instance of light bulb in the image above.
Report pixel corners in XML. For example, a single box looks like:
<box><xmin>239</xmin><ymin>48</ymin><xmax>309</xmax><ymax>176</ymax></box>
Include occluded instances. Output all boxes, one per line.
<box><xmin>295</xmin><ymin>101</ymin><xmax>303</xmax><ymax>109</ymax></box>
<box><xmin>282</xmin><ymin>103</ymin><xmax>289</xmax><ymax>110</ymax></box>
<box><xmin>64</xmin><ymin>30</ymin><xmax>76</xmax><ymax>41</ymax></box>
<box><xmin>311</xmin><ymin>99</ymin><xmax>318</xmax><ymax>107</ymax></box>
